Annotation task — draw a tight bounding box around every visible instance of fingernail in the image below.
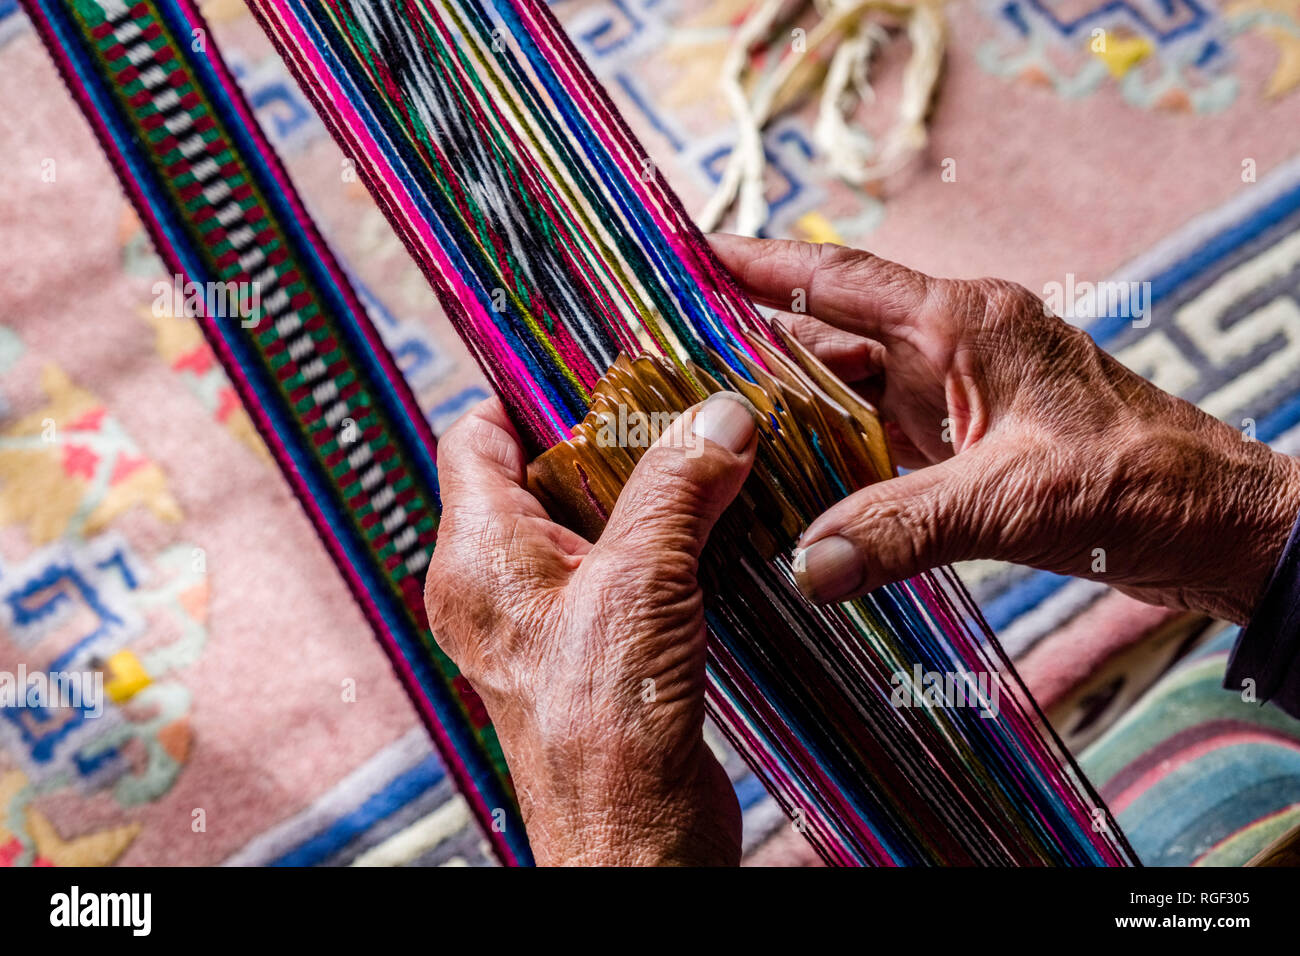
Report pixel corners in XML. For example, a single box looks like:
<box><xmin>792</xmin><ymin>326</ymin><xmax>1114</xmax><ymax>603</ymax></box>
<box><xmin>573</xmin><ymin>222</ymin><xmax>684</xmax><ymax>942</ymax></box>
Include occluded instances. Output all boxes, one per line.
<box><xmin>691</xmin><ymin>391</ymin><xmax>757</xmax><ymax>453</ymax></box>
<box><xmin>792</xmin><ymin>536</ymin><xmax>864</xmax><ymax>604</ymax></box>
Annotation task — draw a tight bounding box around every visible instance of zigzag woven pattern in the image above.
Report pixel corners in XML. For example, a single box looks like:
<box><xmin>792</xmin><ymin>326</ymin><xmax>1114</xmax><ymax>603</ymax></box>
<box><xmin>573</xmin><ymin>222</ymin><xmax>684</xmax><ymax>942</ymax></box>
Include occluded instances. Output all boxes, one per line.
<box><xmin>21</xmin><ymin>0</ymin><xmax>530</xmax><ymax>864</ymax></box>
<box><xmin>256</xmin><ymin>0</ymin><xmax>762</xmax><ymax>452</ymax></box>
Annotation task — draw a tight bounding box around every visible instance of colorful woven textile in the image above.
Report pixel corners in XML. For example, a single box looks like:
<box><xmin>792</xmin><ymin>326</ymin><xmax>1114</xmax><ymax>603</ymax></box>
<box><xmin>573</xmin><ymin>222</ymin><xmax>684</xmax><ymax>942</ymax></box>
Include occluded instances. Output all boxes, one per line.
<box><xmin>18</xmin><ymin>0</ymin><xmax>527</xmax><ymax>863</ymax></box>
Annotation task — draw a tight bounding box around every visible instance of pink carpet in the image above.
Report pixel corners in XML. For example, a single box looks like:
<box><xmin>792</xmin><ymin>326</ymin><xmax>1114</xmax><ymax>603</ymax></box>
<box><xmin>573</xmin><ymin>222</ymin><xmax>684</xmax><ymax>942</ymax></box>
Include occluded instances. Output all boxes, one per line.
<box><xmin>3</xmin><ymin>0</ymin><xmax>1300</xmax><ymax>865</ymax></box>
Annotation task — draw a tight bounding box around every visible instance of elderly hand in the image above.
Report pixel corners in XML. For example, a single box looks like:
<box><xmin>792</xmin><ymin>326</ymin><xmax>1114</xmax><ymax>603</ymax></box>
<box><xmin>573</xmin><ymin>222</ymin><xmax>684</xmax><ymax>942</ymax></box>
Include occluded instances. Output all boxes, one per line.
<box><xmin>710</xmin><ymin>234</ymin><xmax>1300</xmax><ymax>625</ymax></box>
<box><xmin>423</xmin><ymin>394</ymin><xmax>759</xmax><ymax>866</ymax></box>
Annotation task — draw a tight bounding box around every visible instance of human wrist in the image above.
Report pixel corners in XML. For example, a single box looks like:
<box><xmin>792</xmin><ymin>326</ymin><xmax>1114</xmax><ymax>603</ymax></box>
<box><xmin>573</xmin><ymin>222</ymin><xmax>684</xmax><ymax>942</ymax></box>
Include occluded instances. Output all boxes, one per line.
<box><xmin>516</xmin><ymin>742</ymin><xmax>741</xmax><ymax>867</ymax></box>
<box><xmin>1222</xmin><ymin>448</ymin><xmax>1300</xmax><ymax>624</ymax></box>
<box><xmin>1156</xmin><ymin>416</ymin><xmax>1300</xmax><ymax>624</ymax></box>
<box><xmin>1052</xmin><ymin>403</ymin><xmax>1300</xmax><ymax>625</ymax></box>
<box><xmin>526</xmin><ymin>807</ymin><xmax>735</xmax><ymax>866</ymax></box>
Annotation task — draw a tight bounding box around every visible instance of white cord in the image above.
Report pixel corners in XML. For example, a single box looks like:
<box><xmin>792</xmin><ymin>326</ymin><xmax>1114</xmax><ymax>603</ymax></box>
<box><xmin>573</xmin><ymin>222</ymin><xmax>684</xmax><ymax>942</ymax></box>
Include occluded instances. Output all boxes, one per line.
<box><xmin>698</xmin><ymin>0</ymin><xmax>947</xmax><ymax>235</ymax></box>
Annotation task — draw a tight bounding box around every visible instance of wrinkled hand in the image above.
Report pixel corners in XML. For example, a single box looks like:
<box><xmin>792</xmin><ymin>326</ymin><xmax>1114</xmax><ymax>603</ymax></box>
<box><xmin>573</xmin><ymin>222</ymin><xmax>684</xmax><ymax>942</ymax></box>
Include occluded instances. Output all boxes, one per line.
<box><xmin>711</xmin><ymin>234</ymin><xmax>1300</xmax><ymax>624</ymax></box>
<box><xmin>423</xmin><ymin>394</ymin><xmax>759</xmax><ymax>865</ymax></box>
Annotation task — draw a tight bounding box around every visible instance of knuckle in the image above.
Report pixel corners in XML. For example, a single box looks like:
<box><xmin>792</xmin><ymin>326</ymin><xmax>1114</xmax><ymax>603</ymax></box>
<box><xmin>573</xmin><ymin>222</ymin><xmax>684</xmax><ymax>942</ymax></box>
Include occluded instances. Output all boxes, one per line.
<box><xmin>970</xmin><ymin>277</ymin><xmax>1091</xmax><ymax>357</ymax></box>
<box><xmin>968</xmin><ymin>277</ymin><xmax>1041</xmax><ymax>329</ymax></box>
<box><xmin>632</xmin><ymin>445</ymin><xmax>725</xmax><ymax>519</ymax></box>
<box><xmin>441</xmin><ymin>412</ymin><xmax>524</xmax><ymax>482</ymax></box>
<box><xmin>815</xmin><ymin>241</ymin><xmax>860</xmax><ymax>273</ymax></box>
<box><xmin>815</xmin><ymin>243</ymin><xmax>926</xmax><ymax>313</ymax></box>
<box><xmin>852</xmin><ymin>497</ymin><xmax>935</xmax><ymax>578</ymax></box>
<box><xmin>958</xmin><ymin>277</ymin><xmax>1097</xmax><ymax>387</ymax></box>
<box><xmin>438</xmin><ymin>409</ymin><xmax>483</xmax><ymax>458</ymax></box>
<box><xmin>603</xmin><ymin>521</ymin><xmax>704</xmax><ymax>588</ymax></box>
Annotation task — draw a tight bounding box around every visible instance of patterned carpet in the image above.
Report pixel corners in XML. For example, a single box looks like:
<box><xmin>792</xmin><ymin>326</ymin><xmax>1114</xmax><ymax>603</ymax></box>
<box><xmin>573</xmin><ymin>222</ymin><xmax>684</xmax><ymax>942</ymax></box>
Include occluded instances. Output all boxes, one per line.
<box><xmin>3</xmin><ymin>0</ymin><xmax>1300</xmax><ymax>865</ymax></box>
<box><xmin>1082</xmin><ymin>625</ymin><xmax>1300</xmax><ymax>866</ymax></box>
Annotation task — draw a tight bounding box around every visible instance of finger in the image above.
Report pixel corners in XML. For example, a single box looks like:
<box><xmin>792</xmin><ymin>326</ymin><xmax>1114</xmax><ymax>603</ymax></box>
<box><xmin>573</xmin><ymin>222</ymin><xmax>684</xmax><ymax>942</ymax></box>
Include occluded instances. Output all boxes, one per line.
<box><xmin>709</xmin><ymin>234</ymin><xmax>929</xmax><ymax>342</ymax></box>
<box><xmin>594</xmin><ymin>392</ymin><xmax>758</xmax><ymax>574</ymax></box>
<box><xmin>792</xmin><ymin>453</ymin><xmax>986</xmax><ymax>603</ymax></box>
<box><xmin>433</xmin><ymin>399</ymin><xmax>588</xmax><ymax>567</ymax></box>
<box><xmin>774</xmin><ymin>312</ymin><xmax>885</xmax><ymax>384</ymax></box>
<box><xmin>425</xmin><ymin>400</ymin><xmax>583</xmax><ymax>672</ymax></box>
<box><xmin>435</xmin><ymin>398</ymin><xmax>538</xmax><ymax>513</ymax></box>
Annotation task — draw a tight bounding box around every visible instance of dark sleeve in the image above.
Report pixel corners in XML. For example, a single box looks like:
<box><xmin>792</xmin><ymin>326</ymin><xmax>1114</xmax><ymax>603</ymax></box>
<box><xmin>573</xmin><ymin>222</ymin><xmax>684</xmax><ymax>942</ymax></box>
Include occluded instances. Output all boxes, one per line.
<box><xmin>1224</xmin><ymin>508</ymin><xmax>1300</xmax><ymax>719</ymax></box>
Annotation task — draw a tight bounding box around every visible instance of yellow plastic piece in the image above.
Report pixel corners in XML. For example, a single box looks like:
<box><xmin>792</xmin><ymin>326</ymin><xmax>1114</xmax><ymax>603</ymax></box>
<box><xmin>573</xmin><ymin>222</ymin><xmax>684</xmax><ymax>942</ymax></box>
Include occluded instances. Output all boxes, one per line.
<box><xmin>104</xmin><ymin>650</ymin><xmax>151</xmax><ymax>703</ymax></box>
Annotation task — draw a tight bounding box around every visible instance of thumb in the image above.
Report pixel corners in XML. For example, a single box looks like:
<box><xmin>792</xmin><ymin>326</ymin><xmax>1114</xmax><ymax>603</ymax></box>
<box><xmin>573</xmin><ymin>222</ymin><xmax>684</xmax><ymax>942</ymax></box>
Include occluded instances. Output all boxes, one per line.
<box><xmin>593</xmin><ymin>392</ymin><xmax>759</xmax><ymax>574</ymax></box>
<box><xmin>793</xmin><ymin>454</ymin><xmax>984</xmax><ymax>603</ymax></box>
